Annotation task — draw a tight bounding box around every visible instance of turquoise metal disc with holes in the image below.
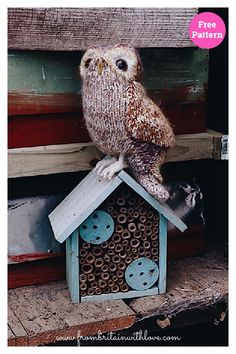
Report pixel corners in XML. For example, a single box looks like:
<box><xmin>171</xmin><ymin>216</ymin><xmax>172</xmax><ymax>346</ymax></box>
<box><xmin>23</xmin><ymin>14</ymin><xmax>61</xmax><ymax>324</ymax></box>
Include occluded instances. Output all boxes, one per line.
<box><xmin>125</xmin><ymin>257</ymin><xmax>159</xmax><ymax>291</ymax></box>
<box><xmin>79</xmin><ymin>210</ymin><xmax>114</xmax><ymax>244</ymax></box>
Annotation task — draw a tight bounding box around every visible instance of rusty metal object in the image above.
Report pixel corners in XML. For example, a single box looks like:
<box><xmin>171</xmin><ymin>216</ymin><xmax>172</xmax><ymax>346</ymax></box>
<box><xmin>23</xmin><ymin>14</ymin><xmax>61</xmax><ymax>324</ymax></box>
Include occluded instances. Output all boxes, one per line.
<box><xmin>82</xmin><ymin>264</ymin><xmax>93</xmax><ymax>274</ymax></box>
<box><xmin>128</xmin><ymin>222</ymin><xmax>137</xmax><ymax>233</ymax></box>
<box><xmin>115</xmin><ymin>244</ymin><xmax>123</xmax><ymax>253</ymax></box>
<box><xmin>111</xmin><ymin>284</ymin><xmax>119</xmax><ymax>293</ymax></box>
<box><xmin>80</xmin><ymin>282</ymin><xmax>87</xmax><ymax>291</ymax></box>
<box><xmin>120</xmin><ymin>283</ymin><xmax>129</xmax><ymax>292</ymax></box>
<box><xmin>86</xmin><ymin>253</ymin><xmax>95</xmax><ymax>264</ymax></box>
<box><xmin>92</xmin><ymin>246</ymin><xmax>103</xmax><ymax>257</ymax></box>
<box><xmin>95</xmin><ymin>257</ymin><xmax>104</xmax><ymax>268</ymax></box>
<box><xmin>130</xmin><ymin>238</ymin><xmax>140</xmax><ymax>248</ymax></box>
<box><xmin>87</xmin><ymin>273</ymin><xmax>95</xmax><ymax>282</ymax></box>
<box><xmin>101</xmin><ymin>272</ymin><xmax>109</xmax><ymax>281</ymax></box>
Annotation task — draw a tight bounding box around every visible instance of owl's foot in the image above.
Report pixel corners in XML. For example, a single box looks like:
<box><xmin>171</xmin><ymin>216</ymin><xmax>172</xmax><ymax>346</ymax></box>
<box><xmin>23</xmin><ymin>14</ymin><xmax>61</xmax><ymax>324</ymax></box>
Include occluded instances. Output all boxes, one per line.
<box><xmin>99</xmin><ymin>154</ymin><xmax>127</xmax><ymax>180</ymax></box>
<box><xmin>95</xmin><ymin>157</ymin><xmax>117</xmax><ymax>175</ymax></box>
<box><xmin>138</xmin><ymin>174</ymin><xmax>170</xmax><ymax>202</ymax></box>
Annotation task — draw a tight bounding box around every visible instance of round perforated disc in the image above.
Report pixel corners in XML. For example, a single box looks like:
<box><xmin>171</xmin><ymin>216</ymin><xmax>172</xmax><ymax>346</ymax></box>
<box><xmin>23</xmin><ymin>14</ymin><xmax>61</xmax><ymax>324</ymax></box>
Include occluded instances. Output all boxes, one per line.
<box><xmin>125</xmin><ymin>257</ymin><xmax>159</xmax><ymax>291</ymax></box>
<box><xmin>79</xmin><ymin>210</ymin><xmax>114</xmax><ymax>244</ymax></box>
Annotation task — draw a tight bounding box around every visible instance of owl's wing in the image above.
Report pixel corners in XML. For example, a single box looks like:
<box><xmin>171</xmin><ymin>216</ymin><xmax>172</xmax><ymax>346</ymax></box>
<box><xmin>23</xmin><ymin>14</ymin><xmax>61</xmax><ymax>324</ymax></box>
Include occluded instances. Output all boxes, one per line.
<box><xmin>126</xmin><ymin>82</ymin><xmax>175</xmax><ymax>148</ymax></box>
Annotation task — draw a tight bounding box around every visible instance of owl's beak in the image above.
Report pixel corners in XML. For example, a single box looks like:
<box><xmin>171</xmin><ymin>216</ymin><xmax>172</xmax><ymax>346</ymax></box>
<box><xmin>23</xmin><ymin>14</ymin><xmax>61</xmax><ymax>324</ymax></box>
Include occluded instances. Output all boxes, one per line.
<box><xmin>97</xmin><ymin>59</ymin><xmax>104</xmax><ymax>75</ymax></box>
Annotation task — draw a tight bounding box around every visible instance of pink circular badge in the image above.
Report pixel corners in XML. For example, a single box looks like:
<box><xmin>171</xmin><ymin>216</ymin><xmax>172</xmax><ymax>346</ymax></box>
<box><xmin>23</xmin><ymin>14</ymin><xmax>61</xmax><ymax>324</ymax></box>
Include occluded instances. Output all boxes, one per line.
<box><xmin>189</xmin><ymin>12</ymin><xmax>226</xmax><ymax>49</ymax></box>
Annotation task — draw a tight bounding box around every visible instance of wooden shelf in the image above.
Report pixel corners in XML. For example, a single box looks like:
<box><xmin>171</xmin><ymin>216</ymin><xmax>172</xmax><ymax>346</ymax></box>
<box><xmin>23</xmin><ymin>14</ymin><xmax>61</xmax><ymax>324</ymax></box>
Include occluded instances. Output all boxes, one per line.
<box><xmin>8</xmin><ymin>250</ymin><xmax>228</xmax><ymax>346</ymax></box>
<box><xmin>8</xmin><ymin>8</ymin><xmax>197</xmax><ymax>51</ymax></box>
<box><xmin>8</xmin><ymin>131</ymin><xmax>224</xmax><ymax>178</ymax></box>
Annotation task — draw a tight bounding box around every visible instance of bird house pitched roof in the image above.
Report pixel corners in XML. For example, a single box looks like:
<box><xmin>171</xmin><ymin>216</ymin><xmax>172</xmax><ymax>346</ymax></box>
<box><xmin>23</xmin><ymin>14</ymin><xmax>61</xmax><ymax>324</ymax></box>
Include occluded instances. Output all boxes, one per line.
<box><xmin>49</xmin><ymin>169</ymin><xmax>187</xmax><ymax>243</ymax></box>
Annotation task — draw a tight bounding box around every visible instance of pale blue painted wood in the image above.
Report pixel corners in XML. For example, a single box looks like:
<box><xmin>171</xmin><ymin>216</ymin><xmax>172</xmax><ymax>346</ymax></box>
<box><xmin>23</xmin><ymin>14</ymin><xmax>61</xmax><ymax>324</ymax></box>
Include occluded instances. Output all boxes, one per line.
<box><xmin>66</xmin><ymin>229</ymin><xmax>80</xmax><ymax>303</ymax></box>
<box><xmin>49</xmin><ymin>168</ymin><xmax>122</xmax><ymax>243</ymax></box>
<box><xmin>158</xmin><ymin>214</ymin><xmax>167</xmax><ymax>294</ymax></box>
<box><xmin>81</xmin><ymin>287</ymin><xmax>159</xmax><ymax>302</ymax></box>
<box><xmin>118</xmin><ymin>170</ymin><xmax>187</xmax><ymax>232</ymax></box>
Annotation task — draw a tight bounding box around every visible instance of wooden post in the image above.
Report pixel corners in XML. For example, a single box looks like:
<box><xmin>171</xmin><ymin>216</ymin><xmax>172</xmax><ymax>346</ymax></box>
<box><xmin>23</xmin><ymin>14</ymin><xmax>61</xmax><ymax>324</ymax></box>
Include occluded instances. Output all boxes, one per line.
<box><xmin>158</xmin><ymin>214</ymin><xmax>167</xmax><ymax>293</ymax></box>
<box><xmin>66</xmin><ymin>229</ymin><xmax>80</xmax><ymax>303</ymax></box>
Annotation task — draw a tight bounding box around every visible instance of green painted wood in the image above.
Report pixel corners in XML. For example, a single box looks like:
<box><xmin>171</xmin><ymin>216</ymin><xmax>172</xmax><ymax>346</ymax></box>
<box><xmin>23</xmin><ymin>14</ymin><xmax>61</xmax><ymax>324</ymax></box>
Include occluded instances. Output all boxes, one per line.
<box><xmin>8</xmin><ymin>48</ymin><xmax>208</xmax><ymax>103</ymax></box>
<box><xmin>159</xmin><ymin>214</ymin><xmax>167</xmax><ymax>294</ymax></box>
<box><xmin>118</xmin><ymin>170</ymin><xmax>187</xmax><ymax>232</ymax></box>
<box><xmin>81</xmin><ymin>287</ymin><xmax>159</xmax><ymax>302</ymax></box>
<box><xmin>66</xmin><ymin>229</ymin><xmax>80</xmax><ymax>303</ymax></box>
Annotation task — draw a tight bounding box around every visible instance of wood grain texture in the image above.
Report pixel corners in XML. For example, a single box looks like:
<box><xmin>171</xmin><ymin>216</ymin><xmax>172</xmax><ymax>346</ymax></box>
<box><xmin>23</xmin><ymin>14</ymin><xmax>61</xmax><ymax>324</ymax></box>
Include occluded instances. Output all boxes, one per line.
<box><xmin>158</xmin><ymin>215</ymin><xmax>167</xmax><ymax>293</ymax></box>
<box><xmin>8</xmin><ymin>132</ymin><xmax>223</xmax><ymax>178</ymax></box>
<box><xmin>129</xmin><ymin>250</ymin><xmax>228</xmax><ymax>320</ymax></box>
<box><xmin>66</xmin><ymin>230</ymin><xmax>80</xmax><ymax>303</ymax></box>
<box><xmin>8</xmin><ymin>8</ymin><xmax>198</xmax><ymax>50</ymax></box>
<box><xmin>8</xmin><ymin>104</ymin><xmax>207</xmax><ymax>149</ymax></box>
<box><xmin>8</xmin><ymin>281</ymin><xmax>136</xmax><ymax>346</ymax></box>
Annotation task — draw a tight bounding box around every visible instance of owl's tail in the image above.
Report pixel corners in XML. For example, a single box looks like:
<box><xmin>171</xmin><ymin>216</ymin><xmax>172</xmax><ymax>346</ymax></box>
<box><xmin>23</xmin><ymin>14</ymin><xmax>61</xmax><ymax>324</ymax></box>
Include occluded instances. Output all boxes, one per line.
<box><xmin>137</xmin><ymin>174</ymin><xmax>169</xmax><ymax>202</ymax></box>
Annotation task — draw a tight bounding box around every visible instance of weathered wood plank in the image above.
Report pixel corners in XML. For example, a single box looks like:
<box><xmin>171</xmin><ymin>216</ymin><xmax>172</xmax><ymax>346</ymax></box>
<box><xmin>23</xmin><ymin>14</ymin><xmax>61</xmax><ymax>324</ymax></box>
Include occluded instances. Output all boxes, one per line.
<box><xmin>8</xmin><ymin>104</ymin><xmax>207</xmax><ymax>149</ymax></box>
<box><xmin>66</xmin><ymin>230</ymin><xmax>80</xmax><ymax>303</ymax></box>
<box><xmin>8</xmin><ymin>142</ymin><xmax>103</xmax><ymax>178</ymax></box>
<box><xmin>8</xmin><ymin>308</ymin><xmax>28</xmax><ymax>346</ymax></box>
<box><xmin>8</xmin><ymin>325</ymin><xmax>16</xmax><ymax>346</ymax></box>
<box><xmin>8</xmin><ymin>48</ymin><xmax>208</xmax><ymax>116</ymax></box>
<box><xmin>129</xmin><ymin>250</ymin><xmax>228</xmax><ymax>320</ymax></box>
<box><xmin>8</xmin><ymin>132</ymin><xmax>223</xmax><ymax>178</ymax></box>
<box><xmin>8</xmin><ymin>281</ymin><xmax>136</xmax><ymax>346</ymax></box>
<box><xmin>8</xmin><ymin>8</ymin><xmax>198</xmax><ymax>51</ymax></box>
<box><xmin>158</xmin><ymin>215</ymin><xmax>167</xmax><ymax>293</ymax></box>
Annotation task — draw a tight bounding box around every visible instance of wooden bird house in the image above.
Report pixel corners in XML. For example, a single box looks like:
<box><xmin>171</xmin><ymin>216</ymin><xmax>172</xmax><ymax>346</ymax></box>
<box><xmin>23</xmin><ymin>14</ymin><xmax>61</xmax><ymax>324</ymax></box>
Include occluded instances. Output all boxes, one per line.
<box><xmin>49</xmin><ymin>166</ymin><xmax>187</xmax><ymax>303</ymax></box>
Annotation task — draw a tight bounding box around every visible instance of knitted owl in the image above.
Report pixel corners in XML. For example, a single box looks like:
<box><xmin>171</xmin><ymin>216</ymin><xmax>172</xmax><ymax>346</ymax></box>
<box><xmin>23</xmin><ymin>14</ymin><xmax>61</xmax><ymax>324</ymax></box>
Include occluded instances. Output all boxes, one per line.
<box><xmin>80</xmin><ymin>45</ymin><xmax>175</xmax><ymax>201</ymax></box>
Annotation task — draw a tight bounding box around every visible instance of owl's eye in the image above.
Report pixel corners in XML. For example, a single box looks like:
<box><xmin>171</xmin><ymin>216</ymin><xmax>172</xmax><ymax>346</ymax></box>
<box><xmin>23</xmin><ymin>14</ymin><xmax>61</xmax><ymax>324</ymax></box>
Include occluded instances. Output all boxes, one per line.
<box><xmin>85</xmin><ymin>58</ymin><xmax>92</xmax><ymax>68</ymax></box>
<box><xmin>116</xmin><ymin>59</ymin><xmax>128</xmax><ymax>71</ymax></box>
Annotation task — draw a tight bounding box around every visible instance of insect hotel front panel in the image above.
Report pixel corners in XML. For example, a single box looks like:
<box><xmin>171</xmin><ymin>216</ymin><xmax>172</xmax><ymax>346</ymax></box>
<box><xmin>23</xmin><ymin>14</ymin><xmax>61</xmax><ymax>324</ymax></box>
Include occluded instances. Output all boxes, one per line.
<box><xmin>49</xmin><ymin>168</ymin><xmax>186</xmax><ymax>303</ymax></box>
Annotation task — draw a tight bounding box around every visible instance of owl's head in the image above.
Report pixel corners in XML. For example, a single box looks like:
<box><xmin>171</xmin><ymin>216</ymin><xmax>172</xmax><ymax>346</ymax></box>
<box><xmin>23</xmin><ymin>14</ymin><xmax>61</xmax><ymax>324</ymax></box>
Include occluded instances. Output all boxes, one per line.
<box><xmin>80</xmin><ymin>45</ymin><xmax>143</xmax><ymax>82</ymax></box>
